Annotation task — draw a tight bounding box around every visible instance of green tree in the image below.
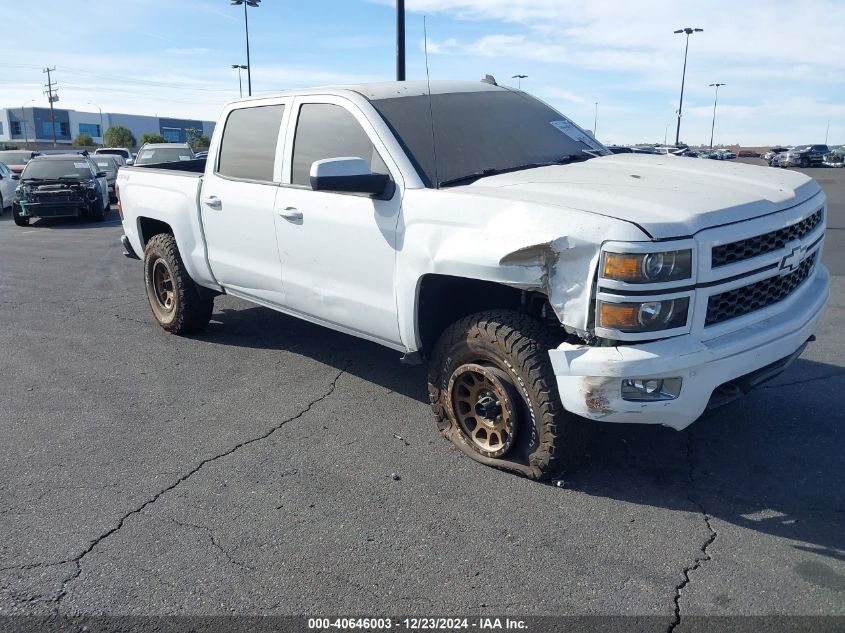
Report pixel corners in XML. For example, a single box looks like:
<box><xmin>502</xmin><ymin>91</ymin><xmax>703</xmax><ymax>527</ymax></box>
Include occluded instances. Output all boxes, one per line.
<box><xmin>104</xmin><ymin>125</ymin><xmax>136</xmax><ymax>148</ymax></box>
<box><xmin>73</xmin><ymin>133</ymin><xmax>94</xmax><ymax>147</ymax></box>
<box><xmin>186</xmin><ymin>128</ymin><xmax>210</xmax><ymax>149</ymax></box>
<box><xmin>140</xmin><ymin>132</ymin><xmax>167</xmax><ymax>145</ymax></box>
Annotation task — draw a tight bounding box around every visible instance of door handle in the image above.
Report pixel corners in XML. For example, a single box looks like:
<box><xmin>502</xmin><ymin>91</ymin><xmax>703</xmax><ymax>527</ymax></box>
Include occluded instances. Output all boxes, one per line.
<box><xmin>277</xmin><ymin>206</ymin><xmax>303</xmax><ymax>221</ymax></box>
<box><xmin>203</xmin><ymin>195</ymin><xmax>222</xmax><ymax>210</ymax></box>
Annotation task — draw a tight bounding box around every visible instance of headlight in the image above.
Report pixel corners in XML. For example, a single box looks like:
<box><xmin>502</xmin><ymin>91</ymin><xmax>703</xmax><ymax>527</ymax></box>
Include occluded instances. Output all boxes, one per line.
<box><xmin>601</xmin><ymin>249</ymin><xmax>692</xmax><ymax>283</ymax></box>
<box><xmin>597</xmin><ymin>298</ymin><xmax>689</xmax><ymax>332</ymax></box>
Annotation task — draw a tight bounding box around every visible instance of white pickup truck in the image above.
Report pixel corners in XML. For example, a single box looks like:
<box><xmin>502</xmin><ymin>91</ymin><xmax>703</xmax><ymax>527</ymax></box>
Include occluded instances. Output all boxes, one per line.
<box><xmin>117</xmin><ymin>80</ymin><xmax>829</xmax><ymax>479</ymax></box>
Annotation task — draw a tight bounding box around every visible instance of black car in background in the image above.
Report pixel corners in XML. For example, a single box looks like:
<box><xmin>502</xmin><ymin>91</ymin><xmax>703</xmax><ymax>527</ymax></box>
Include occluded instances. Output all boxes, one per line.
<box><xmin>91</xmin><ymin>154</ymin><xmax>120</xmax><ymax>202</ymax></box>
<box><xmin>12</xmin><ymin>155</ymin><xmax>110</xmax><ymax>226</ymax></box>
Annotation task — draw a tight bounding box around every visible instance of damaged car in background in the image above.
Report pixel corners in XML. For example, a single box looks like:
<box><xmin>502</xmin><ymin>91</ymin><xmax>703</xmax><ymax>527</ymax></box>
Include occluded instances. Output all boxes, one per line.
<box><xmin>116</xmin><ymin>80</ymin><xmax>830</xmax><ymax>479</ymax></box>
<box><xmin>12</xmin><ymin>154</ymin><xmax>109</xmax><ymax>226</ymax></box>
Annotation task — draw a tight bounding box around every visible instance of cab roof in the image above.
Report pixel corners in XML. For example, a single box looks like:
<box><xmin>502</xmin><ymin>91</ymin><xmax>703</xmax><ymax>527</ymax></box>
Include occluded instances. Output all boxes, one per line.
<box><xmin>233</xmin><ymin>80</ymin><xmax>510</xmax><ymax>104</ymax></box>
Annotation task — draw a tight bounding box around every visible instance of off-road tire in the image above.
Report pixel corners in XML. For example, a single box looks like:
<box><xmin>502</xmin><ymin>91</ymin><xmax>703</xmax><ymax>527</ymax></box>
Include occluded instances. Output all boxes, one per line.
<box><xmin>12</xmin><ymin>202</ymin><xmax>29</xmax><ymax>226</ymax></box>
<box><xmin>428</xmin><ymin>309</ymin><xmax>589</xmax><ymax>480</ymax></box>
<box><xmin>143</xmin><ymin>233</ymin><xmax>213</xmax><ymax>334</ymax></box>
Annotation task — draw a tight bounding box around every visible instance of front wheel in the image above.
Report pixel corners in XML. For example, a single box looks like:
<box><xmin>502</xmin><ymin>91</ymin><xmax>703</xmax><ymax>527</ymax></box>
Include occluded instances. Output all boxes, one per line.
<box><xmin>143</xmin><ymin>233</ymin><xmax>214</xmax><ymax>334</ymax></box>
<box><xmin>427</xmin><ymin>310</ymin><xmax>589</xmax><ymax>480</ymax></box>
<box><xmin>12</xmin><ymin>202</ymin><xmax>29</xmax><ymax>226</ymax></box>
<box><xmin>800</xmin><ymin>157</ymin><xmax>809</xmax><ymax>168</ymax></box>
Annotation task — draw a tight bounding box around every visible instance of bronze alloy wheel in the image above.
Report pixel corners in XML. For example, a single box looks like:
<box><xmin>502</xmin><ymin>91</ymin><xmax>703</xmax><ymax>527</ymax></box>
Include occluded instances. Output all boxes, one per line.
<box><xmin>447</xmin><ymin>363</ymin><xmax>519</xmax><ymax>458</ymax></box>
<box><xmin>152</xmin><ymin>259</ymin><xmax>175</xmax><ymax>312</ymax></box>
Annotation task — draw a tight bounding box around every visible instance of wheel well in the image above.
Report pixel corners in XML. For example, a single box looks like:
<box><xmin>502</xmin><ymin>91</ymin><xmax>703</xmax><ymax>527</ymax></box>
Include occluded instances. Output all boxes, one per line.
<box><xmin>138</xmin><ymin>217</ymin><xmax>172</xmax><ymax>246</ymax></box>
<box><xmin>417</xmin><ymin>275</ymin><xmax>547</xmax><ymax>357</ymax></box>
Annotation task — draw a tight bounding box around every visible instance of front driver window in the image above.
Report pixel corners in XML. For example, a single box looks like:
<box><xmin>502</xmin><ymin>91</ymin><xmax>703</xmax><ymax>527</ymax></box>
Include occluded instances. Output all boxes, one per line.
<box><xmin>291</xmin><ymin>103</ymin><xmax>388</xmax><ymax>188</ymax></box>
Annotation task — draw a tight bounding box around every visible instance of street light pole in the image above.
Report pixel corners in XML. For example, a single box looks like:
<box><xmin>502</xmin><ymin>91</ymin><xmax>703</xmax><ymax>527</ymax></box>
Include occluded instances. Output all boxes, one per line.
<box><xmin>231</xmin><ymin>0</ymin><xmax>260</xmax><ymax>96</ymax></box>
<box><xmin>511</xmin><ymin>74</ymin><xmax>527</xmax><ymax>89</ymax></box>
<box><xmin>87</xmin><ymin>102</ymin><xmax>104</xmax><ymax>144</ymax></box>
<box><xmin>594</xmin><ymin>101</ymin><xmax>598</xmax><ymax>137</ymax></box>
<box><xmin>673</xmin><ymin>27</ymin><xmax>703</xmax><ymax>145</ymax></box>
<box><xmin>231</xmin><ymin>64</ymin><xmax>247</xmax><ymax>98</ymax></box>
<box><xmin>708</xmin><ymin>83</ymin><xmax>725</xmax><ymax>149</ymax></box>
<box><xmin>397</xmin><ymin>0</ymin><xmax>405</xmax><ymax>81</ymax></box>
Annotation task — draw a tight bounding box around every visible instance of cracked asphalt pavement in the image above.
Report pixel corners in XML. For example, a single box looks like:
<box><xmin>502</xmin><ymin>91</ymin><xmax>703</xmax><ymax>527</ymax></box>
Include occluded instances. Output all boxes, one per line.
<box><xmin>0</xmin><ymin>161</ymin><xmax>842</xmax><ymax>630</ymax></box>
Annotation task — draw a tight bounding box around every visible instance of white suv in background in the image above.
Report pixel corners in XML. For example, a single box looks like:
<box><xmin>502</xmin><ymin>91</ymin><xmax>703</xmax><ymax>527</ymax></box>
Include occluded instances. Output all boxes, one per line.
<box><xmin>95</xmin><ymin>147</ymin><xmax>134</xmax><ymax>166</ymax></box>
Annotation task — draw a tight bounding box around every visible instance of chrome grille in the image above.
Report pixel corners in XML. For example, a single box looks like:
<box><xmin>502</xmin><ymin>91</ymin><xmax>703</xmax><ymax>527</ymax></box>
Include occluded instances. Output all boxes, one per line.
<box><xmin>705</xmin><ymin>252</ymin><xmax>817</xmax><ymax>325</ymax></box>
<box><xmin>711</xmin><ymin>208</ymin><xmax>823</xmax><ymax>267</ymax></box>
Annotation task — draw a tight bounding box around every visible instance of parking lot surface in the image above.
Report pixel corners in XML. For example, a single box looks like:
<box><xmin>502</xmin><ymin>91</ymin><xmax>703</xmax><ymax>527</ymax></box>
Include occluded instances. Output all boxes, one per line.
<box><xmin>0</xmin><ymin>161</ymin><xmax>843</xmax><ymax>627</ymax></box>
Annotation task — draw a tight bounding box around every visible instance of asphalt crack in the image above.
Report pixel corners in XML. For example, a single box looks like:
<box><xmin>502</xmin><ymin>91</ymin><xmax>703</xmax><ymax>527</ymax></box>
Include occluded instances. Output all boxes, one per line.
<box><xmin>169</xmin><ymin>518</ymin><xmax>256</xmax><ymax>571</ymax></box>
<box><xmin>47</xmin><ymin>367</ymin><xmax>345</xmax><ymax>608</ymax></box>
<box><xmin>668</xmin><ymin>432</ymin><xmax>717</xmax><ymax>633</ymax></box>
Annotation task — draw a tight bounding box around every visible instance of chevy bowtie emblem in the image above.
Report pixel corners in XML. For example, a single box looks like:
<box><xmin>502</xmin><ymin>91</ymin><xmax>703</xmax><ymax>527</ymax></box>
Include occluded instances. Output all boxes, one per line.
<box><xmin>779</xmin><ymin>245</ymin><xmax>806</xmax><ymax>272</ymax></box>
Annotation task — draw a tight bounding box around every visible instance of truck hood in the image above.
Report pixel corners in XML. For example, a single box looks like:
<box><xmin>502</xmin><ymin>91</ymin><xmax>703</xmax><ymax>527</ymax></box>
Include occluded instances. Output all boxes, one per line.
<box><xmin>458</xmin><ymin>154</ymin><xmax>822</xmax><ymax>239</ymax></box>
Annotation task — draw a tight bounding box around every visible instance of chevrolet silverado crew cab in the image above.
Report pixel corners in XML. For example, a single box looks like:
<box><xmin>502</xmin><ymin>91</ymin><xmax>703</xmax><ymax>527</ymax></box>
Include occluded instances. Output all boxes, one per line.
<box><xmin>117</xmin><ymin>80</ymin><xmax>829</xmax><ymax>479</ymax></box>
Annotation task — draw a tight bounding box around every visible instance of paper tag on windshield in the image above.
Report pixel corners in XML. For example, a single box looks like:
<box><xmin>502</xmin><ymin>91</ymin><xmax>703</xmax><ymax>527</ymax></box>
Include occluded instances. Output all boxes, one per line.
<box><xmin>550</xmin><ymin>120</ymin><xmax>604</xmax><ymax>151</ymax></box>
<box><xmin>97</xmin><ymin>162</ymin><xmax>109</xmax><ymax>167</ymax></box>
<box><xmin>140</xmin><ymin>151</ymin><xmax>155</xmax><ymax>159</ymax></box>
<box><xmin>73</xmin><ymin>162</ymin><xmax>88</xmax><ymax>168</ymax></box>
<box><xmin>179</xmin><ymin>156</ymin><xmax>191</xmax><ymax>161</ymax></box>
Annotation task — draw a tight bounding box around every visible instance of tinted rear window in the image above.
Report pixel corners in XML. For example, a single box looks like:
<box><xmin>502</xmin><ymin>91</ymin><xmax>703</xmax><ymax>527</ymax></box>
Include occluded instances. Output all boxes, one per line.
<box><xmin>217</xmin><ymin>105</ymin><xmax>285</xmax><ymax>182</ymax></box>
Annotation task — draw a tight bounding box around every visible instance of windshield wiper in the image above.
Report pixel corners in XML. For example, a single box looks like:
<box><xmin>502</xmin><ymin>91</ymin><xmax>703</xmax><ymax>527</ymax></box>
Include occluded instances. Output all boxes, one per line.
<box><xmin>438</xmin><ymin>153</ymin><xmax>598</xmax><ymax>188</ymax></box>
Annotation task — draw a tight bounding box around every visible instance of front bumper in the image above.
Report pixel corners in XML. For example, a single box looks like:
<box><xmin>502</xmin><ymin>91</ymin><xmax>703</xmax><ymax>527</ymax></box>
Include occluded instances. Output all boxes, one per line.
<box><xmin>17</xmin><ymin>200</ymin><xmax>84</xmax><ymax>219</ymax></box>
<box><xmin>548</xmin><ymin>266</ymin><xmax>830</xmax><ymax>430</ymax></box>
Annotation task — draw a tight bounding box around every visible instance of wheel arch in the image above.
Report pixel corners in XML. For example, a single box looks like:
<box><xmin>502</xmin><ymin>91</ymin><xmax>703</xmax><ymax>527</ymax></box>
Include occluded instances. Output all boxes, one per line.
<box><xmin>415</xmin><ymin>273</ymin><xmax>552</xmax><ymax>358</ymax></box>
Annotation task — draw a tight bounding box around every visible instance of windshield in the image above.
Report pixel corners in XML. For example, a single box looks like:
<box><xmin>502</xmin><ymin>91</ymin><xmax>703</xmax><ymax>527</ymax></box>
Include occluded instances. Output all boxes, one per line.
<box><xmin>369</xmin><ymin>89</ymin><xmax>607</xmax><ymax>187</ymax></box>
<box><xmin>135</xmin><ymin>147</ymin><xmax>194</xmax><ymax>165</ymax></box>
<box><xmin>0</xmin><ymin>151</ymin><xmax>34</xmax><ymax>166</ymax></box>
<box><xmin>22</xmin><ymin>159</ymin><xmax>94</xmax><ymax>180</ymax></box>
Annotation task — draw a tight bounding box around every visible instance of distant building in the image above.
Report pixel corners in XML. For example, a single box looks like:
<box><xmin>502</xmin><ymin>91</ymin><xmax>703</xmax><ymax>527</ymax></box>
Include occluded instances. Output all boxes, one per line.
<box><xmin>0</xmin><ymin>106</ymin><xmax>215</xmax><ymax>147</ymax></box>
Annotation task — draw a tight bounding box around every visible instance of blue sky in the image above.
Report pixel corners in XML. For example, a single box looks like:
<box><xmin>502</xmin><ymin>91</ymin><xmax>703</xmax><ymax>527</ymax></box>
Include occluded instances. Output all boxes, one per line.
<box><xmin>1</xmin><ymin>0</ymin><xmax>842</xmax><ymax>146</ymax></box>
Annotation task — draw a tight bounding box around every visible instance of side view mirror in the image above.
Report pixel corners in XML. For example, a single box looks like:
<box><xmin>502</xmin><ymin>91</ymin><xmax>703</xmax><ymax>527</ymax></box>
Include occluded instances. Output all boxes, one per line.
<box><xmin>126</xmin><ymin>159</ymin><xmax>134</xmax><ymax>166</ymax></box>
<box><xmin>310</xmin><ymin>157</ymin><xmax>390</xmax><ymax>197</ymax></box>
<box><xmin>11</xmin><ymin>174</ymin><xmax>20</xmax><ymax>180</ymax></box>
<box><xmin>96</xmin><ymin>171</ymin><xmax>107</xmax><ymax>178</ymax></box>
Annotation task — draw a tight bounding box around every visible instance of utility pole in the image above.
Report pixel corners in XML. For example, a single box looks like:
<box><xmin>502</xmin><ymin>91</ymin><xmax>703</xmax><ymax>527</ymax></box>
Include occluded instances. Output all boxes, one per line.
<box><xmin>396</xmin><ymin>0</ymin><xmax>406</xmax><ymax>80</ymax></box>
<box><xmin>43</xmin><ymin>67</ymin><xmax>59</xmax><ymax>148</ymax></box>
<box><xmin>708</xmin><ymin>83</ymin><xmax>725</xmax><ymax>149</ymax></box>
<box><xmin>825</xmin><ymin>120</ymin><xmax>830</xmax><ymax>145</ymax></box>
<box><xmin>673</xmin><ymin>27</ymin><xmax>703</xmax><ymax>146</ymax></box>
<box><xmin>87</xmin><ymin>102</ymin><xmax>104</xmax><ymax>144</ymax></box>
<box><xmin>593</xmin><ymin>101</ymin><xmax>598</xmax><ymax>137</ymax></box>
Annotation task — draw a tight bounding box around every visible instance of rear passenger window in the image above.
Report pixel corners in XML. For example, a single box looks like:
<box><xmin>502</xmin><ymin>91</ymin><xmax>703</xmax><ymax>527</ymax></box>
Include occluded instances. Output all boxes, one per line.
<box><xmin>291</xmin><ymin>103</ymin><xmax>388</xmax><ymax>188</ymax></box>
<box><xmin>217</xmin><ymin>105</ymin><xmax>285</xmax><ymax>182</ymax></box>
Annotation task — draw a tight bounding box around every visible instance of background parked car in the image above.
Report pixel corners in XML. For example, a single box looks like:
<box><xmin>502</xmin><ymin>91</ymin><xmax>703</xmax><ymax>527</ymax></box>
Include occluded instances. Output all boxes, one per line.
<box><xmin>822</xmin><ymin>147</ymin><xmax>845</xmax><ymax>168</ymax></box>
<box><xmin>737</xmin><ymin>149</ymin><xmax>761</xmax><ymax>157</ymax></box>
<box><xmin>0</xmin><ymin>162</ymin><xmax>16</xmax><ymax>213</ymax></box>
<box><xmin>0</xmin><ymin>150</ymin><xmax>40</xmax><ymax>175</ymax></box>
<box><xmin>781</xmin><ymin>144</ymin><xmax>830</xmax><ymax>168</ymax></box>
<box><xmin>12</xmin><ymin>154</ymin><xmax>109</xmax><ymax>226</ymax></box>
<box><xmin>95</xmin><ymin>147</ymin><xmax>134</xmax><ymax>166</ymax></box>
<box><xmin>133</xmin><ymin>143</ymin><xmax>195</xmax><ymax>166</ymax></box>
<box><xmin>92</xmin><ymin>154</ymin><xmax>120</xmax><ymax>202</ymax></box>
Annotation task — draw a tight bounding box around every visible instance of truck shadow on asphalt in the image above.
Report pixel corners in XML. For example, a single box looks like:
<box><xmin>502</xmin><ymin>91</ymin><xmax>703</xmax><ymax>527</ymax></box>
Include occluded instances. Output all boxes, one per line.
<box><xmin>201</xmin><ymin>304</ymin><xmax>845</xmax><ymax>564</ymax></box>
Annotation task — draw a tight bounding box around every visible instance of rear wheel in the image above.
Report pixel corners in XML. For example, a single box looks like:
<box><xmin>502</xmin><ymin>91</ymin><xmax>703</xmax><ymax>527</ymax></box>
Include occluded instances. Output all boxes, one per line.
<box><xmin>12</xmin><ymin>202</ymin><xmax>29</xmax><ymax>226</ymax></box>
<box><xmin>428</xmin><ymin>310</ymin><xmax>589</xmax><ymax>480</ymax></box>
<box><xmin>800</xmin><ymin>157</ymin><xmax>809</xmax><ymax>168</ymax></box>
<box><xmin>143</xmin><ymin>233</ymin><xmax>213</xmax><ymax>334</ymax></box>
